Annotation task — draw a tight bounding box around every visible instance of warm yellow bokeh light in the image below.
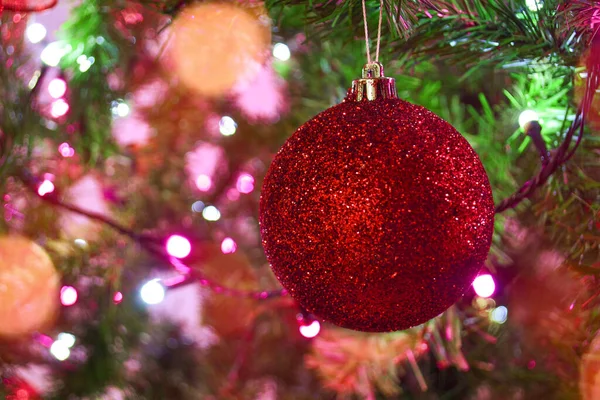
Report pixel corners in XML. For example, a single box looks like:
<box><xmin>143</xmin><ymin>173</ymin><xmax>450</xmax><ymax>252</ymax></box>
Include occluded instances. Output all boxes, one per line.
<box><xmin>171</xmin><ymin>2</ymin><xmax>271</xmax><ymax>97</ymax></box>
<box><xmin>581</xmin><ymin>334</ymin><xmax>600</xmax><ymax>400</ymax></box>
<box><xmin>0</xmin><ymin>236</ymin><xmax>60</xmax><ymax>338</ymax></box>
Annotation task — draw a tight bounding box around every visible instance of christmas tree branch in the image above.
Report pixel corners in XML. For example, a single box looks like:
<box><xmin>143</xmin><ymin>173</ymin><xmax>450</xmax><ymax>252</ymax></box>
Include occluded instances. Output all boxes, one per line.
<box><xmin>16</xmin><ymin>168</ymin><xmax>287</xmax><ymax>300</ymax></box>
<box><xmin>17</xmin><ymin>168</ymin><xmax>153</xmax><ymax>243</ymax></box>
<box><xmin>495</xmin><ymin>40</ymin><xmax>600</xmax><ymax>213</ymax></box>
<box><xmin>494</xmin><ymin>111</ymin><xmax>584</xmax><ymax>213</ymax></box>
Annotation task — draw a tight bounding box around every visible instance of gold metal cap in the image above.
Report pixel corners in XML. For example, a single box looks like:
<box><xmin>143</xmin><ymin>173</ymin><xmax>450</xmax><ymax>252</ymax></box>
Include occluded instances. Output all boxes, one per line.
<box><xmin>347</xmin><ymin>62</ymin><xmax>397</xmax><ymax>102</ymax></box>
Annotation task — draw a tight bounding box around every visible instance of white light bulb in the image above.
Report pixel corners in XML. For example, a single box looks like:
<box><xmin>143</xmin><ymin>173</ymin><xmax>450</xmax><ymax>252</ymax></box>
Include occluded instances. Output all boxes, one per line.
<box><xmin>202</xmin><ymin>206</ymin><xmax>221</xmax><ymax>221</ymax></box>
<box><xmin>490</xmin><ymin>306</ymin><xmax>508</xmax><ymax>324</ymax></box>
<box><xmin>112</xmin><ymin>100</ymin><xmax>130</xmax><ymax>117</ymax></box>
<box><xmin>76</xmin><ymin>55</ymin><xmax>95</xmax><ymax>72</ymax></box>
<box><xmin>195</xmin><ymin>174</ymin><xmax>212</xmax><ymax>192</ymax></box>
<box><xmin>165</xmin><ymin>235</ymin><xmax>192</xmax><ymax>259</ymax></box>
<box><xmin>37</xmin><ymin>179</ymin><xmax>55</xmax><ymax>196</ymax></box>
<box><xmin>50</xmin><ymin>340</ymin><xmax>71</xmax><ymax>361</ymax></box>
<box><xmin>525</xmin><ymin>0</ymin><xmax>543</xmax><ymax>11</ymax></box>
<box><xmin>518</xmin><ymin>110</ymin><xmax>539</xmax><ymax>128</ymax></box>
<box><xmin>50</xmin><ymin>99</ymin><xmax>70</xmax><ymax>118</ymax></box>
<box><xmin>74</xmin><ymin>238</ymin><xmax>88</xmax><ymax>248</ymax></box>
<box><xmin>273</xmin><ymin>43</ymin><xmax>291</xmax><ymax>61</ymax></box>
<box><xmin>117</xmin><ymin>103</ymin><xmax>129</xmax><ymax>117</ymax></box>
<box><xmin>48</xmin><ymin>78</ymin><xmax>67</xmax><ymax>99</ymax></box>
<box><xmin>79</xmin><ymin>59</ymin><xmax>93</xmax><ymax>72</ymax></box>
<box><xmin>140</xmin><ymin>279</ymin><xmax>165</xmax><ymax>305</ymax></box>
<box><xmin>57</xmin><ymin>332</ymin><xmax>76</xmax><ymax>348</ymax></box>
<box><xmin>219</xmin><ymin>116</ymin><xmax>237</xmax><ymax>136</ymax></box>
<box><xmin>40</xmin><ymin>41</ymin><xmax>72</xmax><ymax>67</ymax></box>
<box><xmin>26</xmin><ymin>22</ymin><xmax>47</xmax><ymax>44</ymax></box>
<box><xmin>299</xmin><ymin>320</ymin><xmax>321</xmax><ymax>338</ymax></box>
<box><xmin>472</xmin><ymin>274</ymin><xmax>495</xmax><ymax>298</ymax></box>
<box><xmin>60</xmin><ymin>285</ymin><xmax>78</xmax><ymax>306</ymax></box>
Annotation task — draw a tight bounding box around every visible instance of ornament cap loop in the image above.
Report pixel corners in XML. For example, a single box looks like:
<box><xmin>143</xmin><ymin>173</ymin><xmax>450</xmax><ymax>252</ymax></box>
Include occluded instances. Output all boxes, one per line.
<box><xmin>362</xmin><ymin>62</ymin><xmax>385</xmax><ymax>78</ymax></box>
<box><xmin>348</xmin><ymin>62</ymin><xmax>397</xmax><ymax>102</ymax></box>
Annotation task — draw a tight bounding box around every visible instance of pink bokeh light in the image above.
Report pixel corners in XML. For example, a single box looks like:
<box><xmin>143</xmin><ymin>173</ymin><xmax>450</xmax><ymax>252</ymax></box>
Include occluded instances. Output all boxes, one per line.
<box><xmin>111</xmin><ymin>112</ymin><xmax>152</xmax><ymax>147</ymax></box>
<box><xmin>58</xmin><ymin>142</ymin><xmax>75</xmax><ymax>157</ymax></box>
<box><xmin>133</xmin><ymin>79</ymin><xmax>168</xmax><ymax>109</ymax></box>
<box><xmin>195</xmin><ymin>174</ymin><xmax>212</xmax><ymax>192</ymax></box>
<box><xmin>50</xmin><ymin>99</ymin><xmax>69</xmax><ymax>118</ymax></box>
<box><xmin>37</xmin><ymin>179</ymin><xmax>55</xmax><ymax>196</ymax></box>
<box><xmin>220</xmin><ymin>237</ymin><xmax>237</xmax><ymax>254</ymax></box>
<box><xmin>185</xmin><ymin>143</ymin><xmax>224</xmax><ymax>187</ymax></box>
<box><xmin>166</xmin><ymin>235</ymin><xmax>192</xmax><ymax>259</ymax></box>
<box><xmin>233</xmin><ymin>64</ymin><xmax>289</xmax><ymax>123</ymax></box>
<box><xmin>60</xmin><ymin>286</ymin><xmax>78</xmax><ymax>306</ymax></box>
<box><xmin>48</xmin><ymin>78</ymin><xmax>67</xmax><ymax>99</ymax></box>
<box><xmin>299</xmin><ymin>320</ymin><xmax>321</xmax><ymax>338</ymax></box>
<box><xmin>36</xmin><ymin>333</ymin><xmax>54</xmax><ymax>348</ymax></box>
<box><xmin>60</xmin><ymin>175</ymin><xmax>110</xmax><ymax>240</ymax></box>
<box><xmin>236</xmin><ymin>173</ymin><xmax>254</xmax><ymax>194</ymax></box>
<box><xmin>226</xmin><ymin>188</ymin><xmax>240</xmax><ymax>201</ymax></box>
<box><xmin>113</xmin><ymin>292</ymin><xmax>123</xmax><ymax>304</ymax></box>
<box><xmin>472</xmin><ymin>274</ymin><xmax>495</xmax><ymax>298</ymax></box>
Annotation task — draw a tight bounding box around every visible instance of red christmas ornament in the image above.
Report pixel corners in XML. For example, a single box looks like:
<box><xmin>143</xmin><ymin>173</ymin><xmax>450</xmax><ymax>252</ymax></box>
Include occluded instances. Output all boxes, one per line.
<box><xmin>260</xmin><ymin>62</ymin><xmax>495</xmax><ymax>332</ymax></box>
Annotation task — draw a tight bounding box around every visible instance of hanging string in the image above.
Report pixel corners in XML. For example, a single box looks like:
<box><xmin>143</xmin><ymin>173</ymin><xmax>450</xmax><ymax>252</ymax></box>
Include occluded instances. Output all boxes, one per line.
<box><xmin>362</xmin><ymin>0</ymin><xmax>385</xmax><ymax>63</ymax></box>
<box><xmin>375</xmin><ymin>0</ymin><xmax>384</xmax><ymax>62</ymax></box>
<box><xmin>361</xmin><ymin>0</ymin><xmax>372</xmax><ymax>63</ymax></box>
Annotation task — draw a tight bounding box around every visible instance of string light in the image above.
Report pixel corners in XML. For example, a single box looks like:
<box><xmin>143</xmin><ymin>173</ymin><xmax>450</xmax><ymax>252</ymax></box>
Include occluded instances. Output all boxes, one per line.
<box><xmin>26</xmin><ymin>22</ymin><xmax>47</xmax><ymax>44</ymax></box>
<box><xmin>57</xmin><ymin>332</ymin><xmax>76</xmax><ymax>348</ymax></box>
<box><xmin>50</xmin><ymin>340</ymin><xmax>71</xmax><ymax>361</ymax></box>
<box><xmin>195</xmin><ymin>174</ymin><xmax>212</xmax><ymax>192</ymax></box>
<box><xmin>525</xmin><ymin>0</ymin><xmax>542</xmax><ymax>11</ymax></box>
<box><xmin>297</xmin><ymin>311</ymin><xmax>321</xmax><ymax>338</ymax></box>
<box><xmin>140</xmin><ymin>279</ymin><xmax>166</xmax><ymax>305</ymax></box>
<box><xmin>236</xmin><ymin>173</ymin><xmax>255</xmax><ymax>194</ymax></box>
<box><xmin>221</xmin><ymin>237</ymin><xmax>237</xmax><ymax>254</ymax></box>
<box><xmin>60</xmin><ymin>286</ymin><xmax>78</xmax><ymax>306</ymax></box>
<box><xmin>50</xmin><ymin>99</ymin><xmax>70</xmax><ymax>118</ymax></box>
<box><xmin>113</xmin><ymin>292</ymin><xmax>123</xmax><ymax>304</ymax></box>
<box><xmin>299</xmin><ymin>320</ymin><xmax>321</xmax><ymax>338</ymax></box>
<box><xmin>518</xmin><ymin>110</ymin><xmax>539</xmax><ymax>129</ymax></box>
<box><xmin>48</xmin><ymin>78</ymin><xmax>67</xmax><ymax>99</ymax></box>
<box><xmin>273</xmin><ymin>43</ymin><xmax>291</xmax><ymax>61</ymax></box>
<box><xmin>37</xmin><ymin>179</ymin><xmax>55</xmax><ymax>196</ymax></box>
<box><xmin>74</xmin><ymin>238</ymin><xmax>88</xmax><ymax>248</ymax></box>
<box><xmin>58</xmin><ymin>142</ymin><xmax>75</xmax><ymax>158</ymax></box>
<box><xmin>490</xmin><ymin>306</ymin><xmax>508</xmax><ymax>324</ymax></box>
<box><xmin>28</xmin><ymin>71</ymin><xmax>41</xmax><ymax>90</ymax></box>
<box><xmin>219</xmin><ymin>116</ymin><xmax>237</xmax><ymax>136</ymax></box>
<box><xmin>40</xmin><ymin>41</ymin><xmax>72</xmax><ymax>67</ymax></box>
<box><xmin>111</xmin><ymin>100</ymin><xmax>130</xmax><ymax>118</ymax></box>
<box><xmin>191</xmin><ymin>201</ymin><xmax>205</xmax><ymax>213</ymax></box>
<box><xmin>472</xmin><ymin>274</ymin><xmax>495</xmax><ymax>298</ymax></box>
<box><xmin>165</xmin><ymin>235</ymin><xmax>192</xmax><ymax>259</ymax></box>
<box><xmin>77</xmin><ymin>55</ymin><xmax>95</xmax><ymax>72</ymax></box>
<box><xmin>202</xmin><ymin>206</ymin><xmax>221</xmax><ymax>221</ymax></box>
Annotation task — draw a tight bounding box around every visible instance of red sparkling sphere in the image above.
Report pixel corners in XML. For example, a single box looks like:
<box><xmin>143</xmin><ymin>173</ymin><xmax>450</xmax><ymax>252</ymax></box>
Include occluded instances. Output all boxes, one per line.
<box><xmin>260</xmin><ymin>96</ymin><xmax>495</xmax><ymax>332</ymax></box>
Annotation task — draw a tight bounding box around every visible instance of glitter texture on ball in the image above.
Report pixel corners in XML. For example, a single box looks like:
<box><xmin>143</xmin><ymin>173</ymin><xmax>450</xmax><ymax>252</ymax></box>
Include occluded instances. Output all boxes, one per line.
<box><xmin>260</xmin><ymin>63</ymin><xmax>495</xmax><ymax>332</ymax></box>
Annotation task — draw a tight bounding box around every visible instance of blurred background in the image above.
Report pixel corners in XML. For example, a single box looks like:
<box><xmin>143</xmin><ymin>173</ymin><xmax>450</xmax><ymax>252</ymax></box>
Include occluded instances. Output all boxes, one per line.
<box><xmin>0</xmin><ymin>0</ymin><xmax>599</xmax><ymax>398</ymax></box>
